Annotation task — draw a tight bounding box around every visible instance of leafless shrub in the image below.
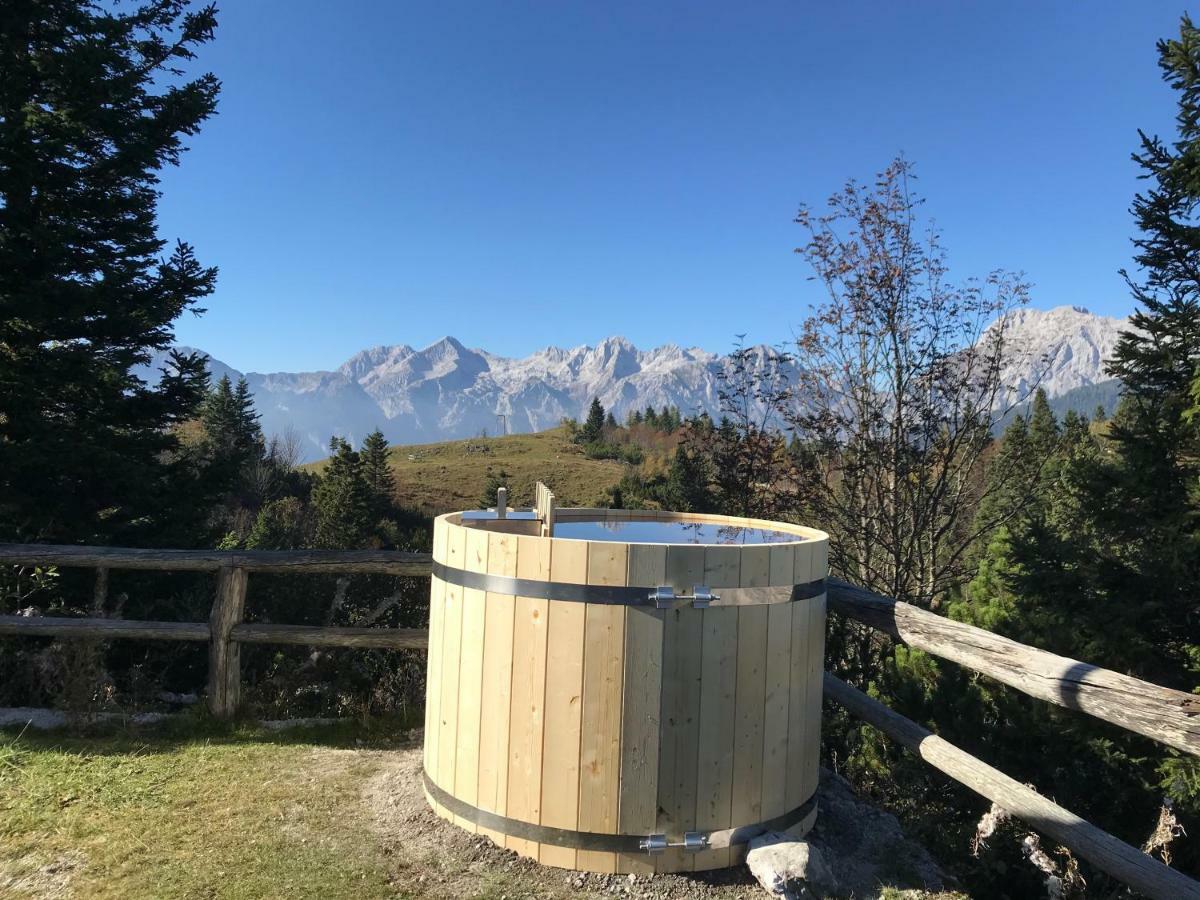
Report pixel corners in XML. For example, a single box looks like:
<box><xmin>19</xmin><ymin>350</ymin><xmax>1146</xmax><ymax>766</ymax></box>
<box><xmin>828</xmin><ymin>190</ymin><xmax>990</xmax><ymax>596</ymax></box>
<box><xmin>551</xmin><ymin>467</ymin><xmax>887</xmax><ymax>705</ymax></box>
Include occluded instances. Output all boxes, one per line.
<box><xmin>1021</xmin><ymin>834</ymin><xmax>1086</xmax><ymax>900</ymax></box>
<box><xmin>972</xmin><ymin>801</ymin><xmax>1011</xmax><ymax>856</ymax></box>
<box><xmin>1142</xmin><ymin>797</ymin><xmax>1186</xmax><ymax>866</ymax></box>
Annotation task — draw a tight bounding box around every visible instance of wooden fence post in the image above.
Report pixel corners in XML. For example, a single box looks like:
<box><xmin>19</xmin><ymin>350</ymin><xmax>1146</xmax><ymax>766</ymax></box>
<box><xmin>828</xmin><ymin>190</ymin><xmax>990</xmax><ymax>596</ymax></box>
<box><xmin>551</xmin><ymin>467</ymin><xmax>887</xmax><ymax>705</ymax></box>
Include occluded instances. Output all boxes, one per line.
<box><xmin>92</xmin><ymin>566</ymin><xmax>109</xmax><ymax>614</ymax></box>
<box><xmin>208</xmin><ymin>566</ymin><xmax>248</xmax><ymax>718</ymax></box>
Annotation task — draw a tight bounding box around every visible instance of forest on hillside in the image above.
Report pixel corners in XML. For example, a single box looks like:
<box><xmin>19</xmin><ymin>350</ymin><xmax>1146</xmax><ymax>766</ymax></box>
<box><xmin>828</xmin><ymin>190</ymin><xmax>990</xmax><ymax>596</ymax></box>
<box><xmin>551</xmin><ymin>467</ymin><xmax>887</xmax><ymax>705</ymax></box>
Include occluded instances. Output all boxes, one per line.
<box><xmin>1</xmin><ymin>3</ymin><xmax>1199</xmax><ymax>898</ymax></box>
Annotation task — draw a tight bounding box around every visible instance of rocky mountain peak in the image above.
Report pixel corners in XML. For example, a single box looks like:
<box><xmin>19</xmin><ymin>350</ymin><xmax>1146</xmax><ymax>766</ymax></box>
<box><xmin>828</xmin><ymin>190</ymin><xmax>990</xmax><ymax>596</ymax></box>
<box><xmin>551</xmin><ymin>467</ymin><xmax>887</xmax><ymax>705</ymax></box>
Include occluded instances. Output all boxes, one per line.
<box><xmin>144</xmin><ymin>305</ymin><xmax>1130</xmax><ymax>461</ymax></box>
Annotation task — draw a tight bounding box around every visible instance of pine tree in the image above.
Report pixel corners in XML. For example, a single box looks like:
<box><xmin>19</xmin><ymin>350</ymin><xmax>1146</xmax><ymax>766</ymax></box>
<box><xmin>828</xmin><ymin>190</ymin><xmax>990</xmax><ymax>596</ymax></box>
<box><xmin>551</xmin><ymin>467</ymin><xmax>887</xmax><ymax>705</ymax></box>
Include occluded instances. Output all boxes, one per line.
<box><xmin>312</xmin><ymin>438</ymin><xmax>371</xmax><ymax>550</ymax></box>
<box><xmin>580</xmin><ymin>397</ymin><xmax>606</xmax><ymax>444</ymax></box>
<box><xmin>604</xmin><ymin>410</ymin><xmax>618</xmax><ymax>430</ymax></box>
<box><xmin>360</xmin><ymin>430</ymin><xmax>395</xmax><ymax>516</ymax></box>
<box><xmin>480</xmin><ymin>469</ymin><xmax>512</xmax><ymax>509</ymax></box>
<box><xmin>1097</xmin><ymin>15</ymin><xmax>1200</xmax><ymax>688</ymax></box>
<box><xmin>662</xmin><ymin>446</ymin><xmax>715</xmax><ymax>513</ymax></box>
<box><xmin>1027</xmin><ymin>389</ymin><xmax>1059</xmax><ymax>459</ymax></box>
<box><xmin>0</xmin><ymin>1</ymin><xmax>220</xmax><ymax>545</ymax></box>
<box><xmin>202</xmin><ymin>375</ymin><xmax>263</xmax><ymax>472</ymax></box>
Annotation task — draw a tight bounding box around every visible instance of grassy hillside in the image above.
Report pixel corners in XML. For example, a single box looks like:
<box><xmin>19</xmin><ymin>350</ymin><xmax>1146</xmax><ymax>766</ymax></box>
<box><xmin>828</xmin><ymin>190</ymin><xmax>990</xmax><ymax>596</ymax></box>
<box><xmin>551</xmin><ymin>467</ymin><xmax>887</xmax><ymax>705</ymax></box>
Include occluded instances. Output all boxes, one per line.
<box><xmin>310</xmin><ymin>427</ymin><xmax>647</xmax><ymax>515</ymax></box>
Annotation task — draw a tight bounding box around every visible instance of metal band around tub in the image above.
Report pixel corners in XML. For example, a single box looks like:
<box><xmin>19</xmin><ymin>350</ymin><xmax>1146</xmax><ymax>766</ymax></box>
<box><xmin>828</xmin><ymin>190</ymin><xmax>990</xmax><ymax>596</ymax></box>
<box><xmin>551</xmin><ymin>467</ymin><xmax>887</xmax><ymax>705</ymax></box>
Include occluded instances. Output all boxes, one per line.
<box><xmin>423</xmin><ymin>770</ymin><xmax>816</xmax><ymax>854</ymax></box>
<box><xmin>431</xmin><ymin>560</ymin><xmax>825</xmax><ymax>607</ymax></box>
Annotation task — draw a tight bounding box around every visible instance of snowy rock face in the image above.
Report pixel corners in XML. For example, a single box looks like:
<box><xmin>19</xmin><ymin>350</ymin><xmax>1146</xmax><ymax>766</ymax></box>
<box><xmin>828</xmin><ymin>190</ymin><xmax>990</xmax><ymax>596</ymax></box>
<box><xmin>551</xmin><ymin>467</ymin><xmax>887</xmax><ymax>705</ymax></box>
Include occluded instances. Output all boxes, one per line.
<box><xmin>138</xmin><ymin>305</ymin><xmax>1133</xmax><ymax>461</ymax></box>
<box><xmin>989</xmin><ymin>306</ymin><xmax>1132</xmax><ymax>409</ymax></box>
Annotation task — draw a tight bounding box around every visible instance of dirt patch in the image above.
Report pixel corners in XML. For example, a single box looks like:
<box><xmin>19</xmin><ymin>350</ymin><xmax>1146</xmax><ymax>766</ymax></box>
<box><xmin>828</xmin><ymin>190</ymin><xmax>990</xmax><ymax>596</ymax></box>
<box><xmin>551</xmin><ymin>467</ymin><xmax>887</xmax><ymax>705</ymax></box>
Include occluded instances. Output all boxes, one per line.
<box><xmin>361</xmin><ymin>736</ymin><xmax>956</xmax><ymax>899</ymax></box>
<box><xmin>0</xmin><ymin>851</ymin><xmax>84</xmax><ymax>899</ymax></box>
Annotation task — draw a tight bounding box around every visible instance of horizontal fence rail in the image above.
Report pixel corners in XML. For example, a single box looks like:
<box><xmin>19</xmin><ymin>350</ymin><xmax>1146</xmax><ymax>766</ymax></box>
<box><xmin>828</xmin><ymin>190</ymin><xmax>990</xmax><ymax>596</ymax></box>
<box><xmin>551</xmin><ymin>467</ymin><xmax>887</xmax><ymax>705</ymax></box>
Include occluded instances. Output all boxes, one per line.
<box><xmin>0</xmin><ymin>543</ymin><xmax>434</xmax><ymax>576</ymax></box>
<box><xmin>0</xmin><ymin>542</ymin><xmax>438</xmax><ymax>717</ymax></box>
<box><xmin>824</xmin><ymin>674</ymin><xmax>1200</xmax><ymax>900</ymax></box>
<box><xmin>827</xmin><ymin>579</ymin><xmax>1200</xmax><ymax>758</ymax></box>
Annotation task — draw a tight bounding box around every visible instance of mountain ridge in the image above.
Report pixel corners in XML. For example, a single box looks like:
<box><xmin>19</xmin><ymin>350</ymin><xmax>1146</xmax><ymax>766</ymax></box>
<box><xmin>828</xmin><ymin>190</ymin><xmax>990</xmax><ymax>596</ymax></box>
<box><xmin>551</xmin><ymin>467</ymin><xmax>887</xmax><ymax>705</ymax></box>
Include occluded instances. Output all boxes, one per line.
<box><xmin>141</xmin><ymin>305</ymin><xmax>1131</xmax><ymax>461</ymax></box>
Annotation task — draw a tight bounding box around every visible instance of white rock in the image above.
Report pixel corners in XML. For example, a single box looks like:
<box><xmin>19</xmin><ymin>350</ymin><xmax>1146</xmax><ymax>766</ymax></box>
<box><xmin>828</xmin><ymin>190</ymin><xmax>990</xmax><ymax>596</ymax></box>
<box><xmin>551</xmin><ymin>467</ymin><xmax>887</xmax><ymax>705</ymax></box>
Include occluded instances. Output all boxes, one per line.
<box><xmin>746</xmin><ymin>832</ymin><xmax>838</xmax><ymax>899</ymax></box>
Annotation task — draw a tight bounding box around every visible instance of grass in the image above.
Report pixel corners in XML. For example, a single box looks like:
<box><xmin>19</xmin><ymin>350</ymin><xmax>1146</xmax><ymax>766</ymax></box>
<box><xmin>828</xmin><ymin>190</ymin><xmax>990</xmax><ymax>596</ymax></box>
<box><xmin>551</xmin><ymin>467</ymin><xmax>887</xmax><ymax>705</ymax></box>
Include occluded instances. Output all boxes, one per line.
<box><xmin>0</xmin><ymin>715</ymin><xmax>418</xmax><ymax>900</ymax></box>
<box><xmin>310</xmin><ymin>426</ymin><xmax>636</xmax><ymax>514</ymax></box>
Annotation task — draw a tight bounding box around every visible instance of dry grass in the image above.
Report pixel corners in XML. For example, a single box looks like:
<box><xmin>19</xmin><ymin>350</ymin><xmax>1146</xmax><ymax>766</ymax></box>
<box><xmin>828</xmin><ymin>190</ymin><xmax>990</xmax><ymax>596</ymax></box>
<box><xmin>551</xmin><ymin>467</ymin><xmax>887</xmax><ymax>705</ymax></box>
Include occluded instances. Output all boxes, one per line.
<box><xmin>0</xmin><ymin>717</ymin><xmax>418</xmax><ymax>900</ymax></box>
<box><xmin>309</xmin><ymin>427</ymin><xmax>632</xmax><ymax>515</ymax></box>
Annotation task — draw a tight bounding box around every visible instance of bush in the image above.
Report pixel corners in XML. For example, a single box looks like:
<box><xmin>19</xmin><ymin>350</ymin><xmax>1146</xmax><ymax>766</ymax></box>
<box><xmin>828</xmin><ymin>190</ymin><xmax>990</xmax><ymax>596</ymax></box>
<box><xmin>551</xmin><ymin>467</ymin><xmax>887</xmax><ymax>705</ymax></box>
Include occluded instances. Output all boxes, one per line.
<box><xmin>581</xmin><ymin>441</ymin><xmax>643</xmax><ymax>465</ymax></box>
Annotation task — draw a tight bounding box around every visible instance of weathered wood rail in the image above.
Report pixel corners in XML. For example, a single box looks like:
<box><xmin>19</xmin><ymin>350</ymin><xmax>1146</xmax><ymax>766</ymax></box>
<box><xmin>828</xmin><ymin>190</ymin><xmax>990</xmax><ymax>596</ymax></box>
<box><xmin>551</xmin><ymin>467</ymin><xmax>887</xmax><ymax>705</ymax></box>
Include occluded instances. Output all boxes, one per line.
<box><xmin>0</xmin><ymin>542</ymin><xmax>432</xmax><ymax>717</ymax></box>
<box><xmin>826</xmin><ymin>579</ymin><xmax>1200</xmax><ymax>757</ymax></box>
<box><xmin>2</xmin><ymin>543</ymin><xmax>1198</xmax><ymax>896</ymax></box>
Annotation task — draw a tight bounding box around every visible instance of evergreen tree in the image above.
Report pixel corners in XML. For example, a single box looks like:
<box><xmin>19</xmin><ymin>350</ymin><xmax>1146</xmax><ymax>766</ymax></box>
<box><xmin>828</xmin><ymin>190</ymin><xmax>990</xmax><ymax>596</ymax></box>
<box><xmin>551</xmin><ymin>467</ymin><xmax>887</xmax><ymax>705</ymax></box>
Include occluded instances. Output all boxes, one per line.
<box><xmin>1027</xmin><ymin>389</ymin><xmax>1059</xmax><ymax>459</ymax></box>
<box><xmin>604</xmin><ymin>410</ymin><xmax>618</xmax><ymax>430</ymax></box>
<box><xmin>361</xmin><ymin>430</ymin><xmax>395</xmax><ymax>516</ymax></box>
<box><xmin>662</xmin><ymin>446</ymin><xmax>715</xmax><ymax>513</ymax></box>
<box><xmin>480</xmin><ymin>468</ymin><xmax>512</xmax><ymax>509</ymax></box>
<box><xmin>0</xmin><ymin>1</ymin><xmax>220</xmax><ymax>545</ymax></box>
<box><xmin>644</xmin><ymin>406</ymin><xmax>659</xmax><ymax>429</ymax></box>
<box><xmin>580</xmin><ymin>397</ymin><xmax>606</xmax><ymax>444</ymax></box>
<box><xmin>312</xmin><ymin>438</ymin><xmax>371</xmax><ymax>550</ymax></box>
<box><xmin>202</xmin><ymin>375</ymin><xmax>263</xmax><ymax>473</ymax></box>
<box><xmin>1098</xmin><ymin>15</ymin><xmax>1200</xmax><ymax>689</ymax></box>
<box><xmin>245</xmin><ymin>497</ymin><xmax>309</xmax><ymax>550</ymax></box>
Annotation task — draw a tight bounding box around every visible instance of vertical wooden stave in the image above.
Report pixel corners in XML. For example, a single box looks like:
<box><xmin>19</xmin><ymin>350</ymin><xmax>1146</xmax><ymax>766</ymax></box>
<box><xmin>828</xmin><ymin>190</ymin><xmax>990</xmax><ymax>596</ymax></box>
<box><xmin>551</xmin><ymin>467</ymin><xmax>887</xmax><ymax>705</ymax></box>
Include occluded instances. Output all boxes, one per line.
<box><xmin>802</xmin><ymin>539</ymin><xmax>828</xmax><ymax>807</ymax></box>
<box><xmin>618</xmin><ymin>545</ymin><xmax>666</xmax><ymax>875</ymax></box>
<box><xmin>437</xmin><ymin>524</ymin><xmax>467</xmax><ymax>806</ymax></box>
<box><xmin>692</xmin><ymin>545</ymin><xmax>741</xmax><ymax>871</ymax></box>
<box><xmin>785</xmin><ymin>541</ymin><xmax>816</xmax><ymax>821</ymax></box>
<box><xmin>656</xmin><ymin>544</ymin><xmax>706</xmax><ymax>874</ymax></box>
<box><xmin>577</xmin><ymin>541</ymin><xmax>629</xmax><ymax>874</ymax></box>
<box><xmin>476</xmin><ymin>532</ymin><xmax>517</xmax><ymax>846</ymax></box>
<box><xmin>453</xmin><ymin>527</ymin><xmax>490</xmax><ymax>833</ymax></box>
<box><xmin>539</xmin><ymin>539</ymin><xmax>588</xmax><ymax>869</ymax></box>
<box><xmin>424</xmin><ymin>519</ymin><xmax>449</xmax><ymax>787</ymax></box>
<box><xmin>761</xmin><ymin>544</ymin><xmax>797</xmax><ymax>824</ymax></box>
<box><xmin>507</xmin><ymin>535</ymin><xmax>551</xmax><ymax>859</ymax></box>
<box><xmin>729</xmin><ymin>546</ymin><xmax>770</xmax><ymax>865</ymax></box>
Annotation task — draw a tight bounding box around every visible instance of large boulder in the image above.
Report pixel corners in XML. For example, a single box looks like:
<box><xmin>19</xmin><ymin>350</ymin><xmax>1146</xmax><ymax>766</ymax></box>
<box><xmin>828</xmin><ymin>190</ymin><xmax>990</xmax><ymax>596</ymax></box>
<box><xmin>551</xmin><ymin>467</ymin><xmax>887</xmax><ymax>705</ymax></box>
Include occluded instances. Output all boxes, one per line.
<box><xmin>747</xmin><ymin>832</ymin><xmax>838</xmax><ymax>899</ymax></box>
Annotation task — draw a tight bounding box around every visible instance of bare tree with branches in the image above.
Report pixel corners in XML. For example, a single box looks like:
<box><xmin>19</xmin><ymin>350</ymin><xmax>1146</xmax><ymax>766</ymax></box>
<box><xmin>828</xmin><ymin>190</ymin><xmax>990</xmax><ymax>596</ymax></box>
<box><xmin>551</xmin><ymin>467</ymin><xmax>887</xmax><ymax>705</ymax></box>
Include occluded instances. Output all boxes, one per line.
<box><xmin>787</xmin><ymin>158</ymin><xmax>1040</xmax><ymax>608</ymax></box>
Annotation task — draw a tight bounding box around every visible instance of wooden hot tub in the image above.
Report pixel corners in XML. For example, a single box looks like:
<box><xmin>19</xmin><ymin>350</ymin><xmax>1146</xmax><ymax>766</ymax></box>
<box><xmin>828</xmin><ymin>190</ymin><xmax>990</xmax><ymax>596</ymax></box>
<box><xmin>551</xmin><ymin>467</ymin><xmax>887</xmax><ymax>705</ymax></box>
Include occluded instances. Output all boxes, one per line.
<box><xmin>422</xmin><ymin>498</ymin><xmax>828</xmax><ymax>874</ymax></box>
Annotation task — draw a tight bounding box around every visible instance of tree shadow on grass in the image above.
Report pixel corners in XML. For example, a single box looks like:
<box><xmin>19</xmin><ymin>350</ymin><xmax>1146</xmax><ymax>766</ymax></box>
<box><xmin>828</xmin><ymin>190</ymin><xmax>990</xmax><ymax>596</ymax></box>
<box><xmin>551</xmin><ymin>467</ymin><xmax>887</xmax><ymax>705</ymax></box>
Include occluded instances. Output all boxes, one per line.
<box><xmin>0</xmin><ymin>709</ymin><xmax>425</xmax><ymax>758</ymax></box>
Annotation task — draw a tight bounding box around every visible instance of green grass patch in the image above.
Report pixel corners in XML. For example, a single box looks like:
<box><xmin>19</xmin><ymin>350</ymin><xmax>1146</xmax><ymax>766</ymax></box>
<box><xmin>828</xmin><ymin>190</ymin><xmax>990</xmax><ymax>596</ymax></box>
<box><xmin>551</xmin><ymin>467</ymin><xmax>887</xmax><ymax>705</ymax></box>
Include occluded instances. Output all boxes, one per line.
<box><xmin>0</xmin><ymin>715</ymin><xmax>418</xmax><ymax>899</ymax></box>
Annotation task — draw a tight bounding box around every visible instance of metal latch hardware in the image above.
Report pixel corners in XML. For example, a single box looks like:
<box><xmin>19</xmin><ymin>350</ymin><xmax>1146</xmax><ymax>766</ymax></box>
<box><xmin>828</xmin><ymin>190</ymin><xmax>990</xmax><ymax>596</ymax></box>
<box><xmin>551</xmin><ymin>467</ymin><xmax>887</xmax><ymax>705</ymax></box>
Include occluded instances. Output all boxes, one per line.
<box><xmin>639</xmin><ymin>832</ymin><xmax>711</xmax><ymax>854</ymax></box>
<box><xmin>649</xmin><ymin>586</ymin><xmax>720</xmax><ymax>610</ymax></box>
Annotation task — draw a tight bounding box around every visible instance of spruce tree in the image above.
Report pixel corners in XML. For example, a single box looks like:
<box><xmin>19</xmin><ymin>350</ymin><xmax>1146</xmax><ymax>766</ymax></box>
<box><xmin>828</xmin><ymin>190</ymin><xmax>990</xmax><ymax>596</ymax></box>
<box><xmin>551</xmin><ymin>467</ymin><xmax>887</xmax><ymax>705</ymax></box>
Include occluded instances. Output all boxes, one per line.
<box><xmin>312</xmin><ymin>438</ymin><xmax>371</xmax><ymax>550</ymax></box>
<box><xmin>361</xmin><ymin>429</ymin><xmax>395</xmax><ymax>516</ymax></box>
<box><xmin>0</xmin><ymin>1</ymin><xmax>220</xmax><ymax>544</ymax></box>
<box><xmin>202</xmin><ymin>375</ymin><xmax>263</xmax><ymax>473</ymax></box>
<box><xmin>580</xmin><ymin>397</ymin><xmax>606</xmax><ymax>444</ymax></box>
<box><xmin>1100</xmin><ymin>15</ymin><xmax>1200</xmax><ymax>688</ymax></box>
<box><xmin>662</xmin><ymin>446</ymin><xmax>715</xmax><ymax>513</ymax></box>
<box><xmin>480</xmin><ymin>468</ymin><xmax>512</xmax><ymax>509</ymax></box>
<box><xmin>1027</xmin><ymin>389</ymin><xmax>1059</xmax><ymax>459</ymax></box>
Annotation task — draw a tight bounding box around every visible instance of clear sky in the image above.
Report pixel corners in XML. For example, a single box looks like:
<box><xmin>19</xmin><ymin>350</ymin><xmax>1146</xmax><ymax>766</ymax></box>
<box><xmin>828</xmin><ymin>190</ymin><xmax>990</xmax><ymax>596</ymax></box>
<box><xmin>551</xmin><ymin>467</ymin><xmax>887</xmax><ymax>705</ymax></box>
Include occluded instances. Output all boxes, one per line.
<box><xmin>161</xmin><ymin>1</ymin><xmax>1187</xmax><ymax>373</ymax></box>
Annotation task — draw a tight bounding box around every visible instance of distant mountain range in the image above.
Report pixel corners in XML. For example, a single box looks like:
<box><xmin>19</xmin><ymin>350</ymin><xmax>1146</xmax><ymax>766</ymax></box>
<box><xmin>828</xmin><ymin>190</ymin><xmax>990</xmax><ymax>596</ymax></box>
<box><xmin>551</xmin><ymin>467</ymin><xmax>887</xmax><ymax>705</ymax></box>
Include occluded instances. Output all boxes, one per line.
<box><xmin>137</xmin><ymin>305</ymin><xmax>1130</xmax><ymax>462</ymax></box>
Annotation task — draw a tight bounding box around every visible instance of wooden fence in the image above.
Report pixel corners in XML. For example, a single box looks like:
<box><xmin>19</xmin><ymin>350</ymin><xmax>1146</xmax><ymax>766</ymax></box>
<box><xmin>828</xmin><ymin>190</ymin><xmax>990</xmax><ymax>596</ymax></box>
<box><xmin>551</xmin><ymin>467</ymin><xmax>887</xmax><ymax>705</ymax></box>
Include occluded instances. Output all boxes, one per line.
<box><xmin>1</xmin><ymin>543</ymin><xmax>1198</xmax><ymax>898</ymax></box>
<box><xmin>0</xmin><ymin>544</ymin><xmax>431</xmax><ymax>717</ymax></box>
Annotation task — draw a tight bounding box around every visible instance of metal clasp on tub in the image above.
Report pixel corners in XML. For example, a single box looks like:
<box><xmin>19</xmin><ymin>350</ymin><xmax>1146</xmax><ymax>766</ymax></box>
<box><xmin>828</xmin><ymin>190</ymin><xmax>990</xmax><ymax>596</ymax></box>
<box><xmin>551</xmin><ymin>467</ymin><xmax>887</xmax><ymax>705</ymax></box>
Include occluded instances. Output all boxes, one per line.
<box><xmin>639</xmin><ymin>832</ymin><xmax>710</xmax><ymax>854</ymax></box>
<box><xmin>650</xmin><ymin>586</ymin><xmax>676</xmax><ymax>610</ymax></box>
<box><xmin>649</xmin><ymin>586</ymin><xmax>719</xmax><ymax>610</ymax></box>
<box><xmin>639</xmin><ymin>833</ymin><xmax>668</xmax><ymax>853</ymax></box>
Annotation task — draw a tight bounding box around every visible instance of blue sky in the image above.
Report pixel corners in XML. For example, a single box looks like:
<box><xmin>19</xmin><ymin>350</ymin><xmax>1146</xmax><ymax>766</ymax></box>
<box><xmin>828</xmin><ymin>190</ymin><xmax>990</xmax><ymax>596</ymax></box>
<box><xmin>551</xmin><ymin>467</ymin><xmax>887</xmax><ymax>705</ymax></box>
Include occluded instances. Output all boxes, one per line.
<box><xmin>161</xmin><ymin>1</ymin><xmax>1185</xmax><ymax>373</ymax></box>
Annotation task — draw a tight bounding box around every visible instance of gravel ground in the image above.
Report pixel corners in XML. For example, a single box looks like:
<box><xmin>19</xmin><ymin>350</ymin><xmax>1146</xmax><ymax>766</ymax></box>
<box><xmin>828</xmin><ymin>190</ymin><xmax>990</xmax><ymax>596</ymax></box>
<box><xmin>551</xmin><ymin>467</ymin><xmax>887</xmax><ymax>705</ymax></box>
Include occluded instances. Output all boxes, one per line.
<box><xmin>362</xmin><ymin>737</ymin><xmax>959</xmax><ymax>899</ymax></box>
